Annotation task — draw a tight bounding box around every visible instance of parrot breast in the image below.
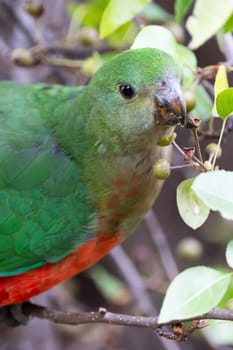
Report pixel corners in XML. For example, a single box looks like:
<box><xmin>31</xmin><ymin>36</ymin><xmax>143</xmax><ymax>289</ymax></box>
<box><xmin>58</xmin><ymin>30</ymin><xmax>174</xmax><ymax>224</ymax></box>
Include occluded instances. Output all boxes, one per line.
<box><xmin>87</xmin><ymin>142</ymin><xmax>172</xmax><ymax>239</ymax></box>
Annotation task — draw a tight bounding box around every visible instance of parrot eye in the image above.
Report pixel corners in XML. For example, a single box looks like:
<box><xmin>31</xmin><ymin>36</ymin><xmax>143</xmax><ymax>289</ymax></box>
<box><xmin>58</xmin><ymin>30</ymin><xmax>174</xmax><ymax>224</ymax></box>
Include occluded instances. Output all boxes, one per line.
<box><xmin>118</xmin><ymin>84</ymin><xmax>136</xmax><ymax>100</ymax></box>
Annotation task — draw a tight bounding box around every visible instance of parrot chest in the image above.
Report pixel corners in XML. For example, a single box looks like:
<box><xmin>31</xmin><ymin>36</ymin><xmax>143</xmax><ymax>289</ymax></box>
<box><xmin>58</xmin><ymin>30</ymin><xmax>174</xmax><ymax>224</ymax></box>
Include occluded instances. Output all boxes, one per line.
<box><xmin>94</xmin><ymin>145</ymin><xmax>171</xmax><ymax>238</ymax></box>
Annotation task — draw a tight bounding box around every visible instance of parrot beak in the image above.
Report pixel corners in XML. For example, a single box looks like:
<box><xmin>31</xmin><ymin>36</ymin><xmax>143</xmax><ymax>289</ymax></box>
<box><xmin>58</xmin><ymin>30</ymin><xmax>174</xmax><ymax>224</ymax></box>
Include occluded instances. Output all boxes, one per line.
<box><xmin>154</xmin><ymin>80</ymin><xmax>186</xmax><ymax>126</ymax></box>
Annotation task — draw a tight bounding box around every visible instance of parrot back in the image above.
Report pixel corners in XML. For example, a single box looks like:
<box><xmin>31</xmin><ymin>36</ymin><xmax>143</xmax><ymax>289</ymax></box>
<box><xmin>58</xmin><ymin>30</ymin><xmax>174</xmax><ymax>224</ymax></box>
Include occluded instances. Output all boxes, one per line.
<box><xmin>0</xmin><ymin>82</ymin><xmax>94</xmax><ymax>277</ymax></box>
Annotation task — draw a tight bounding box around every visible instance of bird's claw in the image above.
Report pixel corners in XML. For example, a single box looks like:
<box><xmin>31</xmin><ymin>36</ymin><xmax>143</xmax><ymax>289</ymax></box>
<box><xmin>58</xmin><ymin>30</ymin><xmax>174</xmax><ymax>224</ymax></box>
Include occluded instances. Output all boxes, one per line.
<box><xmin>0</xmin><ymin>303</ymin><xmax>30</xmax><ymax>327</ymax></box>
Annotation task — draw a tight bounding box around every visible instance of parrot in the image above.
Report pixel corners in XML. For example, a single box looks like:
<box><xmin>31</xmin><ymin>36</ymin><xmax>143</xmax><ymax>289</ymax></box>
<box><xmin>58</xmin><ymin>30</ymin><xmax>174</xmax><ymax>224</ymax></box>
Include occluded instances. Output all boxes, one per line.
<box><xmin>0</xmin><ymin>48</ymin><xmax>185</xmax><ymax>317</ymax></box>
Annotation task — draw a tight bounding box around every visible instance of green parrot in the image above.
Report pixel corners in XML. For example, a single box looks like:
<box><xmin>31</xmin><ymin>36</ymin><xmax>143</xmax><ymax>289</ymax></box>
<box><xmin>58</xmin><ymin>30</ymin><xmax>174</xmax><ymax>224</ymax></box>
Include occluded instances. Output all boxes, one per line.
<box><xmin>0</xmin><ymin>48</ymin><xmax>185</xmax><ymax>310</ymax></box>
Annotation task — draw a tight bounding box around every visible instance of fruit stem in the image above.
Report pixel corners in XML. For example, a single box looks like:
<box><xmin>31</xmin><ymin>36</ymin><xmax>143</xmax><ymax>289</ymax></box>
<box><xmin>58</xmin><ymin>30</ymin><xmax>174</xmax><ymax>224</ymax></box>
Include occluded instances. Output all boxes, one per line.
<box><xmin>212</xmin><ymin>118</ymin><xmax>227</xmax><ymax>169</ymax></box>
<box><xmin>172</xmin><ymin>140</ymin><xmax>207</xmax><ymax>172</ymax></box>
<box><xmin>192</xmin><ymin>128</ymin><xmax>203</xmax><ymax>163</ymax></box>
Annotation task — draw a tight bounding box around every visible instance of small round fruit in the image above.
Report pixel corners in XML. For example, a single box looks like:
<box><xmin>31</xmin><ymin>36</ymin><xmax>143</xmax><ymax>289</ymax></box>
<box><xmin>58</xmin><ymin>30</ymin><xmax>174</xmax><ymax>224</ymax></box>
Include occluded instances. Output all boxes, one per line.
<box><xmin>153</xmin><ymin>159</ymin><xmax>171</xmax><ymax>180</ymax></box>
<box><xmin>25</xmin><ymin>2</ymin><xmax>44</xmax><ymax>18</ymax></box>
<box><xmin>205</xmin><ymin>143</ymin><xmax>222</xmax><ymax>159</ymax></box>
<box><xmin>184</xmin><ymin>90</ymin><xmax>196</xmax><ymax>112</ymax></box>
<box><xmin>157</xmin><ymin>132</ymin><xmax>176</xmax><ymax>146</ymax></box>
<box><xmin>11</xmin><ymin>48</ymin><xmax>40</xmax><ymax>67</ymax></box>
<box><xmin>203</xmin><ymin>160</ymin><xmax>212</xmax><ymax>171</ymax></box>
<box><xmin>176</xmin><ymin>237</ymin><xmax>203</xmax><ymax>261</ymax></box>
<box><xmin>78</xmin><ymin>28</ymin><xmax>99</xmax><ymax>46</ymax></box>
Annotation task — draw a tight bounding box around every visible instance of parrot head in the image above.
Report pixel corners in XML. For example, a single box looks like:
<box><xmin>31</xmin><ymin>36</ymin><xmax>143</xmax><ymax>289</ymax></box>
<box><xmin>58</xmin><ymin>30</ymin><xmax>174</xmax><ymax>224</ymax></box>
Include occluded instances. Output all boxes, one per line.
<box><xmin>84</xmin><ymin>48</ymin><xmax>186</xmax><ymax>154</ymax></box>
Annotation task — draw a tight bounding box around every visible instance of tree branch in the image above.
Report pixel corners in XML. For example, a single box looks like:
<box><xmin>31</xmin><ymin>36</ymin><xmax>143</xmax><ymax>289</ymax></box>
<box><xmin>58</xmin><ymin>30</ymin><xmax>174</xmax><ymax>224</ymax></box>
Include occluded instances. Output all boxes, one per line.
<box><xmin>15</xmin><ymin>302</ymin><xmax>233</xmax><ymax>342</ymax></box>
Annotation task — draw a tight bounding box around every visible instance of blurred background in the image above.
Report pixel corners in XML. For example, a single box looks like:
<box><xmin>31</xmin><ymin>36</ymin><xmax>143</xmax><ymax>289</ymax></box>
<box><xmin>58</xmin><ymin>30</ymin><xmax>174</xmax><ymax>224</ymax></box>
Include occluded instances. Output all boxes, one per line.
<box><xmin>0</xmin><ymin>0</ymin><xmax>233</xmax><ymax>349</ymax></box>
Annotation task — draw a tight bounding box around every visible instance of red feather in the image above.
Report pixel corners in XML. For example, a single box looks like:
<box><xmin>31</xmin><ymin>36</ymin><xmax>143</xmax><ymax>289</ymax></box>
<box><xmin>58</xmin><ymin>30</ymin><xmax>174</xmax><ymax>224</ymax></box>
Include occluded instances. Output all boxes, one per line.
<box><xmin>0</xmin><ymin>234</ymin><xmax>120</xmax><ymax>306</ymax></box>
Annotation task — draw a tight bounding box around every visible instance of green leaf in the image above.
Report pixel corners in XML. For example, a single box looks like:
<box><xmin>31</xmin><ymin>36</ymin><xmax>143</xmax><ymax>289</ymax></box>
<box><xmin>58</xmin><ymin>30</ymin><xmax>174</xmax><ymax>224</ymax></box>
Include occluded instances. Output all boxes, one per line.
<box><xmin>190</xmin><ymin>84</ymin><xmax>213</xmax><ymax>121</ymax></box>
<box><xmin>204</xmin><ymin>323</ymin><xmax>233</xmax><ymax>346</ymax></box>
<box><xmin>177</xmin><ymin>179</ymin><xmax>209</xmax><ymax>229</ymax></box>
<box><xmin>213</xmin><ymin>65</ymin><xmax>229</xmax><ymax>115</ymax></box>
<box><xmin>158</xmin><ymin>266</ymin><xmax>231</xmax><ymax>324</ymax></box>
<box><xmin>67</xmin><ymin>0</ymin><xmax>109</xmax><ymax>37</ymax></box>
<box><xmin>224</xmin><ymin>13</ymin><xmax>233</xmax><ymax>32</ymax></box>
<box><xmin>175</xmin><ymin>45</ymin><xmax>196</xmax><ymax>89</ymax></box>
<box><xmin>186</xmin><ymin>0</ymin><xmax>233</xmax><ymax>49</ymax></box>
<box><xmin>216</xmin><ymin>29</ymin><xmax>225</xmax><ymax>53</ymax></box>
<box><xmin>82</xmin><ymin>0</ymin><xmax>109</xmax><ymax>28</ymax></box>
<box><xmin>141</xmin><ymin>2</ymin><xmax>172</xmax><ymax>22</ymax></box>
<box><xmin>67</xmin><ymin>3</ymin><xmax>88</xmax><ymax>37</ymax></box>
<box><xmin>99</xmin><ymin>0</ymin><xmax>150</xmax><ymax>38</ymax></box>
<box><xmin>192</xmin><ymin>170</ymin><xmax>233</xmax><ymax>220</ymax></box>
<box><xmin>226</xmin><ymin>240</ymin><xmax>233</xmax><ymax>269</ymax></box>
<box><xmin>107</xmin><ymin>21</ymin><xmax>137</xmax><ymax>48</ymax></box>
<box><xmin>217</xmin><ymin>268</ymin><xmax>233</xmax><ymax>309</ymax></box>
<box><xmin>175</xmin><ymin>0</ymin><xmax>193</xmax><ymax>23</ymax></box>
<box><xmin>131</xmin><ymin>24</ymin><xmax>176</xmax><ymax>54</ymax></box>
<box><xmin>216</xmin><ymin>88</ymin><xmax>233</xmax><ymax>119</ymax></box>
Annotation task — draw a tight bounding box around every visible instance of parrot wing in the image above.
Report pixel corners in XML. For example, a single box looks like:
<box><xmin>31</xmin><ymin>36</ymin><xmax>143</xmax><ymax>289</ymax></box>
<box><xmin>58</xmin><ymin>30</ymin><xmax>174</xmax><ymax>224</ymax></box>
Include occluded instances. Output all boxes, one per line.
<box><xmin>0</xmin><ymin>82</ymin><xmax>94</xmax><ymax>277</ymax></box>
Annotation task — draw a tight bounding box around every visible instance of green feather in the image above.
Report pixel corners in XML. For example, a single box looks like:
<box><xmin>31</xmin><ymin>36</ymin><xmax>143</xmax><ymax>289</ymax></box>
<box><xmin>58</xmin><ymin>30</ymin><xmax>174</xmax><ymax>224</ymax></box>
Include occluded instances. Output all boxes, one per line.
<box><xmin>0</xmin><ymin>49</ymin><xmax>184</xmax><ymax>277</ymax></box>
<box><xmin>0</xmin><ymin>82</ymin><xmax>93</xmax><ymax>276</ymax></box>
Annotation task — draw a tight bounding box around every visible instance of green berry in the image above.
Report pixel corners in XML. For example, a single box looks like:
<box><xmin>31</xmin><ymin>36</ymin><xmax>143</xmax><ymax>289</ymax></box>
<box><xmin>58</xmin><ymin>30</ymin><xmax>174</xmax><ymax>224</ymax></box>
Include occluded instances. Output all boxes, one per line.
<box><xmin>78</xmin><ymin>28</ymin><xmax>99</xmax><ymax>46</ymax></box>
<box><xmin>11</xmin><ymin>48</ymin><xmax>40</xmax><ymax>67</ymax></box>
<box><xmin>157</xmin><ymin>132</ymin><xmax>176</xmax><ymax>146</ymax></box>
<box><xmin>176</xmin><ymin>237</ymin><xmax>203</xmax><ymax>261</ymax></box>
<box><xmin>25</xmin><ymin>2</ymin><xmax>44</xmax><ymax>18</ymax></box>
<box><xmin>153</xmin><ymin>159</ymin><xmax>171</xmax><ymax>180</ymax></box>
<box><xmin>184</xmin><ymin>90</ymin><xmax>196</xmax><ymax>113</ymax></box>
<box><xmin>205</xmin><ymin>143</ymin><xmax>222</xmax><ymax>159</ymax></box>
<box><xmin>203</xmin><ymin>160</ymin><xmax>212</xmax><ymax>171</ymax></box>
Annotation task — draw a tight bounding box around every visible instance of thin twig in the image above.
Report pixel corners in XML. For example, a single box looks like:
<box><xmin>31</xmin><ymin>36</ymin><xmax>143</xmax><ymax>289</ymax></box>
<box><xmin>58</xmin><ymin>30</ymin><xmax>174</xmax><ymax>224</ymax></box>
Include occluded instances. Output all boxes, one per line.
<box><xmin>170</xmin><ymin>164</ymin><xmax>193</xmax><ymax>170</ymax></box>
<box><xmin>172</xmin><ymin>140</ymin><xmax>207</xmax><ymax>171</ymax></box>
<box><xmin>212</xmin><ymin>118</ymin><xmax>227</xmax><ymax>169</ymax></box>
<box><xmin>0</xmin><ymin>0</ymin><xmax>35</xmax><ymax>44</ymax></box>
<box><xmin>144</xmin><ymin>210</ymin><xmax>179</xmax><ymax>281</ymax></box>
<box><xmin>43</xmin><ymin>56</ymin><xmax>83</xmax><ymax>68</ymax></box>
<box><xmin>110</xmin><ymin>246</ymin><xmax>157</xmax><ymax>315</ymax></box>
<box><xmin>202</xmin><ymin>80</ymin><xmax>214</xmax><ymax>98</ymax></box>
<box><xmin>110</xmin><ymin>239</ymin><xmax>182</xmax><ymax>350</ymax></box>
<box><xmin>192</xmin><ymin>128</ymin><xmax>203</xmax><ymax>163</ymax></box>
<box><xmin>31</xmin><ymin>41</ymin><xmax>120</xmax><ymax>59</ymax></box>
